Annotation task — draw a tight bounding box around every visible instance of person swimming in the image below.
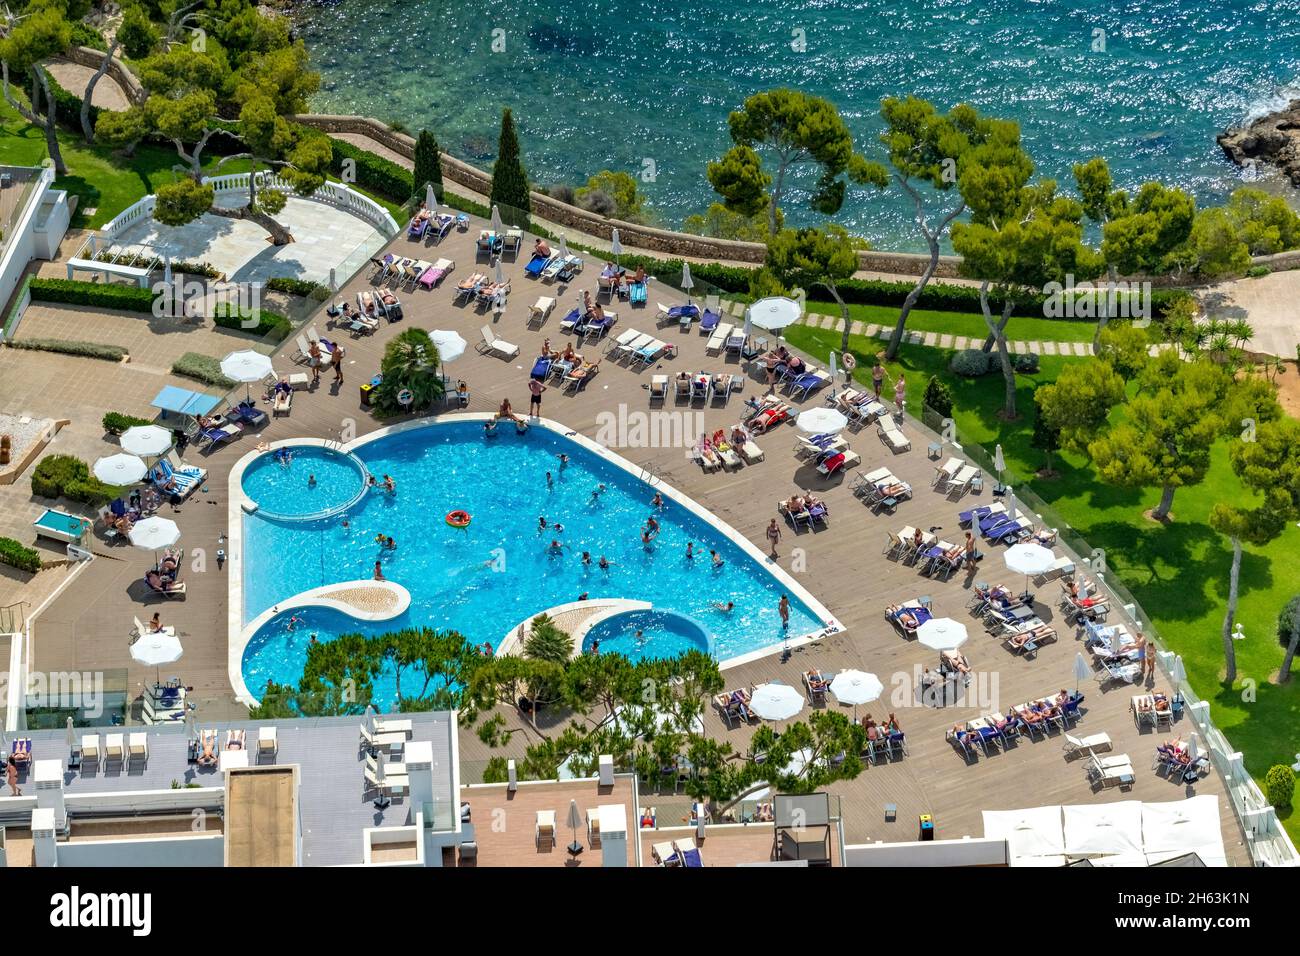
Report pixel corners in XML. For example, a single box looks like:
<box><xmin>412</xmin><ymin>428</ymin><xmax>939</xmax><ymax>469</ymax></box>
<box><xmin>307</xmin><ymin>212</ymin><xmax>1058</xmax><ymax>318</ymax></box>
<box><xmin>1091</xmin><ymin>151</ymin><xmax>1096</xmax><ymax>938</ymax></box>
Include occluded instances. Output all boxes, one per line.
<box><xmin>547</xmin><ymin>539</ymin><xmax>564</xmax><ymax>555</ymax></box>
<box><xmin>307</xmin><ymin>474</ymin><xmax>317</xmax><ymax>487</ymax></box>
<box><xmin>582</xmin><ymin>551</ymin><xmax>592</xmax><ymax>566</ymax></box>
<box><xmin>558</xmin><ymin>453</ymin><xmax>570</xmax><ymax>469</ymax></box>
<box><xmin>710</xmin><ymin>550</ymin><xmax>724</xmax><ymax>569</ymax></box>
<box><xmin>598</xmin><ymin>555</ymin><xmax>610</xmax><ymax>570</ymax></box>
<box><xmin>651</xmin><ymin>492</ymin><xmax>664</xmax><ymax>510</ymax></box>
<box><xmin>538</xmin><ymin>515</ymin><xmax>548</xmax><ymax>531</ymax></box>
<box><xmin>590</xmin><ymin>483</ymin><xmax>606</xmax><ymax>503</ymax></box>
<box><xmin>546</xmin><ymin>471</ymin><xmax>553</xmax><ymax>488</ymax></box>
<box><xmin>711</xmin><ymin>601</ymin><xmax>735</xmax><ymax>613</ymax></box>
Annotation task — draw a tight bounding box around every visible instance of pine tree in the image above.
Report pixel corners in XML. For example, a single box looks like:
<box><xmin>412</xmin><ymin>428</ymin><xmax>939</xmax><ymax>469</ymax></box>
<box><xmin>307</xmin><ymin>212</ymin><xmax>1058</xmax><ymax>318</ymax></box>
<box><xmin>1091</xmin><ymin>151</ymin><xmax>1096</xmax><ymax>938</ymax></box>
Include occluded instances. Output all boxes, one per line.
<box><xmin>489</xmin><ymin>108</ymin><xmax>531</xmax><ymax>225</ymax></box>
<box><xmin>412</xmin><ymin>129</ymin><xmax>443</xmax><ymax>203</ymax></box>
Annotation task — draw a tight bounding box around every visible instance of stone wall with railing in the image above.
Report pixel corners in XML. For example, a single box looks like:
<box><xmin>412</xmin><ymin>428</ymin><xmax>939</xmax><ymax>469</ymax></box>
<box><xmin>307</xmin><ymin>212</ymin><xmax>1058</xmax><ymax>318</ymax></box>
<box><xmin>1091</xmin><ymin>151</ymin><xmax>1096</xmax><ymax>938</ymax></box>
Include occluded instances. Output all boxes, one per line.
<box><xmin>55</xmin><ymin>46</ymin><xmax>147</xmax><ymax>107</ymax></box>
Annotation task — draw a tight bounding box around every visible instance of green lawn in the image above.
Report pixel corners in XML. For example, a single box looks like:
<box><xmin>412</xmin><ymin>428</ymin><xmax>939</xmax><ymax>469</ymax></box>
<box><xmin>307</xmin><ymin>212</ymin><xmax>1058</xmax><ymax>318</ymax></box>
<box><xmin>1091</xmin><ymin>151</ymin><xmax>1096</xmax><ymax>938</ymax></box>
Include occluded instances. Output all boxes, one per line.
<box><xmin>0</xmin><ymin>101</ymin><xmax>399</xmax><ymax>229</ymax></box>
<box><xmin>807</xmin><ymin>299</ymin><xmax>1099</xmax><ymax>344</ymax></box>
<box><xmin>787</xmin><ymin>324</ymin><xmax>1300</xmax><ymax>841</ymax></box>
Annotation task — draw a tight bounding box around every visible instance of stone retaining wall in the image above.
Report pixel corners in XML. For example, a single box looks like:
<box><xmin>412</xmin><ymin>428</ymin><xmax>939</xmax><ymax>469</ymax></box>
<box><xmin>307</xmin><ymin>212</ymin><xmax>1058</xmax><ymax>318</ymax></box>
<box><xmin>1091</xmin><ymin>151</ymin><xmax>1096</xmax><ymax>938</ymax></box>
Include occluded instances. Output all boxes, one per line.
<box><xmin>292</xmin><ymin>113</ymin><xmax>960</xmax><ymax>274</ymax></box>
<box><xmin>57</xmin><ymin>46</ymin><xmax>147</xmax><ymax>106</ymax></box>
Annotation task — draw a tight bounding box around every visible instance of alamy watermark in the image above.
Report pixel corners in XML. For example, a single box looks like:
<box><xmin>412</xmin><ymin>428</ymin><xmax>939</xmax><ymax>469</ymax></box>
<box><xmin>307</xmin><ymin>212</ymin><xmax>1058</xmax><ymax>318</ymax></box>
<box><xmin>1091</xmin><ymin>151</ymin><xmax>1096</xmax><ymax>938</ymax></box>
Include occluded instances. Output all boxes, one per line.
<box><xmin>152</xmin><ymin>276</ymin><xmax>262</xmax><ymax>324</ymax></box>
<box><xmin>594</xmin><ymin>405</ymin><xmax>706</xmax><ymax>451</ymax></box>
<box><xmin>1042</xmin><ymin>274</ymin><xmax>1151</xmax><ymax>326</ymax></box>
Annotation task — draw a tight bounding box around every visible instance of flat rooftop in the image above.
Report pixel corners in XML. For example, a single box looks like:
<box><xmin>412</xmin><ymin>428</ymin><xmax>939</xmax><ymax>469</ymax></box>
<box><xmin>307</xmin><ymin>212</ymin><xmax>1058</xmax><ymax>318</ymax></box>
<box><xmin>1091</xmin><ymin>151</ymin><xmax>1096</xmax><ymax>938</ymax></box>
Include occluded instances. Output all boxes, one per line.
<box><xmin>225</xmin><ymin>766</ymin><xmax>296</xmax><ymax>867</ymax></box>
<box><xmin>1</xmin><ymin>711</ymin><xmax>457</xmax><ymax>867</ymax></box>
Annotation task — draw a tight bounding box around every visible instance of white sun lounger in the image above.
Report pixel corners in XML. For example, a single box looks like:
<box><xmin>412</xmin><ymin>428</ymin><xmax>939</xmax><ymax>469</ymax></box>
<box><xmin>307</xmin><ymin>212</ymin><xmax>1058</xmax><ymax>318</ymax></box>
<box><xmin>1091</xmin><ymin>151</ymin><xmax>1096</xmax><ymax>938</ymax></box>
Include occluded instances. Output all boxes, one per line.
<box><xmin>478</xmin><ymin>325</ymin><xmax>519</xmax><ymax>360</ymax></box>
<box><xmin>529</xmin><ymin>296</ymin><xmax>555</xmax><ymax>326</ymax></box>
<box><xmin>946</xmin><ymin>464</ymin><xmax>980</xmax><ymax>499</ymax></box>
<box><xmin>878</xmin><ymin>420</ymin><xmax>911</xmax><ymax>452</ymax></box>
<box><xmin>536</xmin><ymin>810</ymin><xmax>556</xmax><ymax>849</ymax></box>
<box><xmin>1063</xmin><ymin>732</ymin><xmax>1112</xmax><ymax>757</ymax></box>
<box><xmin>707</xmin><ymin>322</ymin><xmax>734</xmax><ymax>354</ymax></box>
<box><xmin>605</xmin><ymin>328</ymin><xmax>645</xmax><ymax>358</ymax></box>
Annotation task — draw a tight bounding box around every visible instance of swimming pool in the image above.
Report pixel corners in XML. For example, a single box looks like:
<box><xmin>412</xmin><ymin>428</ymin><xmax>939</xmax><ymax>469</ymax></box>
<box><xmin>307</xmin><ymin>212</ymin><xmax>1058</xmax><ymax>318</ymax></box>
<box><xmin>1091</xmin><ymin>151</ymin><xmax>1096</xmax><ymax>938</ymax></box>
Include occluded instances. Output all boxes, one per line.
<box><xmin>241</xmin><ymin>446</ymin><xmax>368</xmax><ymax>519</ymax></box>
<box><xmin>235</xmin><ymin>418</ymin><xmax>835</xmax><ymax>704</ymax></box>
<box><xmin>581</xmin><ymin>609</ymin><xmax>713</xmax><ymax>662</ymax></box>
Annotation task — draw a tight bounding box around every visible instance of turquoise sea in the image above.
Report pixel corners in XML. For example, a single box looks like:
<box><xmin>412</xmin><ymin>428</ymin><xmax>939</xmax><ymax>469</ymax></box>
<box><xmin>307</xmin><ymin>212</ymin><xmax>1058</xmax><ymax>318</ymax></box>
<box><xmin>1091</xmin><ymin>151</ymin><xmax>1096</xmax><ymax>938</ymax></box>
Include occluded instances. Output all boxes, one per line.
<box><xmin>297</xmin><ymin>0</ymin><xmax>1300</xmax><ymax>250</ymax></box>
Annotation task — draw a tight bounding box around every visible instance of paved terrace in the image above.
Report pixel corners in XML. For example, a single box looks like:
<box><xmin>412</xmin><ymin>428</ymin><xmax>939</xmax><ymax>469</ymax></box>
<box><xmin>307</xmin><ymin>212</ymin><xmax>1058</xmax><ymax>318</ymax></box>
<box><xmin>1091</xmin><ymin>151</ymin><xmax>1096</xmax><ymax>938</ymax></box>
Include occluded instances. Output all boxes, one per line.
<box><xmin>0</xmin><ymin>712</ymin><xmax>455</xmax><ymax>867</ymax></box>
<box><xmin>11</xmin><ymin>213</ymin><xmax>1250</xmax><ymax>860</ymax></box>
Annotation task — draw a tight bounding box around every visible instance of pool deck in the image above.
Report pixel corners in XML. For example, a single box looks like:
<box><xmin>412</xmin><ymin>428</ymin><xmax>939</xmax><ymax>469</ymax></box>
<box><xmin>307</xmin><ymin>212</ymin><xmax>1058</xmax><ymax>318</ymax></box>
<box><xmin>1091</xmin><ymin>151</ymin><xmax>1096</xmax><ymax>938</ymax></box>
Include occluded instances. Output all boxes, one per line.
<box><xmin>18</xmin><ymin>214</ymin><xmax>1252</xmax><ymax>861</ymax></box>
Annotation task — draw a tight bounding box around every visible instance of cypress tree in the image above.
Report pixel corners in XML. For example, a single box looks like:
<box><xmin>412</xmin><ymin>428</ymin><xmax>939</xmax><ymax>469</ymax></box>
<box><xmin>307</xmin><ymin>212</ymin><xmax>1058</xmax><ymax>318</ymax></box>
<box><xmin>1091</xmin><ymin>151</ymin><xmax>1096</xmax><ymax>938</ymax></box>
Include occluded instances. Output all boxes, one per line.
<box><xmin>412</xmin><ymin>129</ymin><xmax>444</xmax><ymax>202</ymax></box>
<box><xmin>489</xmin><ymin>108</ymin><xmax>531</xmax><ymax>225</ymax></box>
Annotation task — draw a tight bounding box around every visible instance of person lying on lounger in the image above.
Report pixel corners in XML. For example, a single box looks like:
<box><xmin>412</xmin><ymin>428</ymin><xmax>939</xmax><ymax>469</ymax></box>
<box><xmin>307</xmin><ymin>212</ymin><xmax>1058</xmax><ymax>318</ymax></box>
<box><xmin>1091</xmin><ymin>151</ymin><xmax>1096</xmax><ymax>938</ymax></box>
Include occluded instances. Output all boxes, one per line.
<box><xmin>784</xmin><ymin>494</ymin><xmax>806</xmax><ymax>515</ymax></box>
<box><xmin>942</xmin><ymin>649</ymin><xmax>972</xmax><ymax>674</ymax></box>
<box><xmin>198</xmin><ymin>731</ymin><xmax>219</xmax><ymax>767</ymax></box>
<box><xmin>911</xmin><ymin>527</ymin><xmax>926</xmax><ymax>550</ymax></box>
<box><xmin>535</xmin><ymin>238</ymin><xmax>552</xmax><ymax>258</ymax></box>
<box><xmin>226</xmin><ymin>729</ymin><xmax>245</xmax><ymax>751</ymax></box>
<box><xmin>1006</xmin><ymin>625</ymin><xmax>1052</xmax><ymax>648</ymax></box>
<box><xmin>806</xmin><ymin>671</ymin><xmax>829</xmax><ymax>693</ymax></box>
<box><xmin>887</xmin><ymin>605</ymin><xmax>922</xmax><ymax>630</ymax></box>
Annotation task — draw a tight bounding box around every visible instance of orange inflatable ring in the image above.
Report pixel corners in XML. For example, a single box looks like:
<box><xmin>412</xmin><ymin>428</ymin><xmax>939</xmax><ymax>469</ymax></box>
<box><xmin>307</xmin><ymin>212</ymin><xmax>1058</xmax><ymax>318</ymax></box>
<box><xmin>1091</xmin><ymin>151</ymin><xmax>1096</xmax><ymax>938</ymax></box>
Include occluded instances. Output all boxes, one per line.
<box><xmin>446</xmin><ymin>510</ymin><xmax>471</xmax><ymax>528</ymax></box>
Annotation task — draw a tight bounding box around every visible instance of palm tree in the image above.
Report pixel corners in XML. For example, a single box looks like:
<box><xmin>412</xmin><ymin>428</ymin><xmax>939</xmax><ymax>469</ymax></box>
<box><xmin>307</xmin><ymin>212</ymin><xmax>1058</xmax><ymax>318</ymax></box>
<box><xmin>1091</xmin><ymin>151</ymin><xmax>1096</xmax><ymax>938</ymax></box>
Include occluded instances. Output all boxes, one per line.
<box><xmin>524</xmin><ymin>614</ymin><xmax>573</xmax><ymax>666</ymax></box>
<box><xmin>376</xmin><ymin>328</ymin><xmax>443</xmax><ymax>412</ymax></box>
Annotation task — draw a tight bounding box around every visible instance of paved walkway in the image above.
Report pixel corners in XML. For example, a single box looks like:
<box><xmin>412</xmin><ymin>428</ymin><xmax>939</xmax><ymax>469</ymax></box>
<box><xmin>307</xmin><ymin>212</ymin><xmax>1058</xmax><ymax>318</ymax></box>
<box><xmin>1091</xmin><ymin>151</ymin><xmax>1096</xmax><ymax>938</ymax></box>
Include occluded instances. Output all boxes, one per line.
<box><xmin>109</xmin><ymin>195</ymin><xmax>389</xmax><ymax>285</ymax></box>
<box><xmin>1198</xmin><ymin>268</ymin><xmax>1300</xmax><ymax>360</ymax></box>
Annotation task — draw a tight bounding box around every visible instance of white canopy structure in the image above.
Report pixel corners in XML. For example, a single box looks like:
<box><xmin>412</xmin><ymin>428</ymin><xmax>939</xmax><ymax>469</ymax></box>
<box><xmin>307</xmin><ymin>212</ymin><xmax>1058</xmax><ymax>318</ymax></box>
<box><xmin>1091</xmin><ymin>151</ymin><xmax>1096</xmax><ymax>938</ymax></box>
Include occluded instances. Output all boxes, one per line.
<box><xmin>1141</xmin><ymin>795</ymin><xmax>1227</xmax><ymax>867</ymax></box>
<box><xmin>981</xmin><ymin>806</ymin><xmax>1065</xmax><ymax>862</ymax></box>
<box><xmin>985</xmin><ymin>795</ymin><xmax>1228</xmax><ymax>866</ymax></box>
<box><xmin>1063</xmin><ymin>801</ymin><xmax>1144</xmax><ymax>857</ymax></box>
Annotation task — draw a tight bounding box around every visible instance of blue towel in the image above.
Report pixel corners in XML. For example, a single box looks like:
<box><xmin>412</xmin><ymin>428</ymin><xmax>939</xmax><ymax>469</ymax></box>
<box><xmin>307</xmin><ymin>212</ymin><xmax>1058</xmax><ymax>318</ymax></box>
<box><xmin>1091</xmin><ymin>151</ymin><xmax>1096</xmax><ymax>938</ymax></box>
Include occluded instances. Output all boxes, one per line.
<box><xmin>699</xmin><ymin>309</ymin><xmax>720</xmax><ymax>331</ymax></box>
<box><xmin>530</xmin><ymin>358</ymin><xmax>550</xmax><ymax>380</ymax></box>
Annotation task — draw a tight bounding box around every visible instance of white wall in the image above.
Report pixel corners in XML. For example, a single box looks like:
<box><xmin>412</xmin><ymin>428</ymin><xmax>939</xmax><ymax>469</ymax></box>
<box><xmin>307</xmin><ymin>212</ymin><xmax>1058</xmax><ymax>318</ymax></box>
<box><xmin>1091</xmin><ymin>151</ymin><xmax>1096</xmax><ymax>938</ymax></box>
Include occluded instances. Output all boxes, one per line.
<box><xmin>843</xmin><ymin>837</ymin><xmax>1009</xmax><ymax>867</ymax></box>
<box><xmin>0</xmin><ymin>167</ymin><xmax>55</xmax><ymax>329</ymax></box>
<box><xmin>57</xmin><ymin>833</ymin><xmax>224</xmax><ymax>867</ymax></box>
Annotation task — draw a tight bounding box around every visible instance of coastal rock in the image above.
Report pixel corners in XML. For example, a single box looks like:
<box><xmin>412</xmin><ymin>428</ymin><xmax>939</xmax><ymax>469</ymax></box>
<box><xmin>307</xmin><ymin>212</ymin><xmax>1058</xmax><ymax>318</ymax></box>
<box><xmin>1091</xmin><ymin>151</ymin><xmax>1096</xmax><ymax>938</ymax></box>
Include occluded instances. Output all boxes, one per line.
<box><xmin>1217</xmin><ymin>98</ymin><xmax>1300</xmax><ymax>186</ymax></box>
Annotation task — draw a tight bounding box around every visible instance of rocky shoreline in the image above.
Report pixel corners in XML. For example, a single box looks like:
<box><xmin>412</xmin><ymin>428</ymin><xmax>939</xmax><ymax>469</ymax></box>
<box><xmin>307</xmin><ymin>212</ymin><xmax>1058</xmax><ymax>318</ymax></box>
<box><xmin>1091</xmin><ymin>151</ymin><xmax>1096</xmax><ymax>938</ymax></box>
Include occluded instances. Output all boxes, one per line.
<box><xmin>1218</xmin><ymin>99</ymin><xmax>1300</xmax><ymax>186</ymax></box>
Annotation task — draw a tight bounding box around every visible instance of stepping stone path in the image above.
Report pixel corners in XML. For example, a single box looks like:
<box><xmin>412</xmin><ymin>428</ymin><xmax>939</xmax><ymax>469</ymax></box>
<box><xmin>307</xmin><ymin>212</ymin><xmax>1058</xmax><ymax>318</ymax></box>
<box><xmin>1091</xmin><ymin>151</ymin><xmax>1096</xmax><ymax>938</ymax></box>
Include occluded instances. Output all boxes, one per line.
<box><xmin>775</xmin><ymin>306</ymin><xmax>1153</xmax><ymax>360</ymax></box>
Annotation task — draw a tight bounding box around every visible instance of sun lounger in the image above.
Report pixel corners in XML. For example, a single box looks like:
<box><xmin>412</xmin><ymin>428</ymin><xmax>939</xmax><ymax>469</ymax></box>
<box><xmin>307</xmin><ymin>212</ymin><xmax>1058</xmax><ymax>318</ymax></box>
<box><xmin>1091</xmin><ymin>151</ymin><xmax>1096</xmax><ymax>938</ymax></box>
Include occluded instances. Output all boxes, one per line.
<box><xmin>1086</xmin><ymin>752</ymin><xmax>1135</xmax><ymax>789</ymax></box>
<box><xmin>563</xmin><ymin>362</ymin><xmax>600</xmax><ymax>393</ymax></box>
<box><xmin>1063</xmin><ymin>732</ymin><xmax>1112</xmax><ymax>757</ymax></box>
<box><xmin>738</xmin><ymin>437</ymin><xmax>764</xmax><ymax>463</ymax></box>
<box><xmin>524</xmin><ymin>252</ymin><xmax>553</xmax><ymax>277</ymax></box>
<box><xmin>630</xmin><ymin>338</ymin><xmax>667</xmax><ymax>368</ymax></box>
<box><xmin>455</xmin><ymin>273</ymin><xmax>486</xmax><ymax>301</ymax></box>
<box><xmin>536</xmin><ymin>810</ymin><xmax>556</xmax><ymax>849</ymax></box>
<box><xmin>363</xmin><ymin>754</ymin><xmax>409</xmax><ymax>793</ymax></box>
<box><xmin>946</xmin><ymin>464</ymin><xmax>980</xmax><ymax>499</ymax></box>
<box><xmin>878</xmin><ymin>419</ymin><xmax>911</xmax><ymax>453</ymax></box>
<box><xmin>886</xmin><ymin>600</ymin><xmax>932</xmax><ymax>637</ymax></box>
<box><xmin>358</xmin><ymin>724</ymin><xmax>406</xmax><ymax>753</ymax></box>
<box><xmin>273</xmin><ymin>388</ymin><xmax>292</xmax><ymax>416</ymax></box>
<box><xmin>477</xmin><ymin>325</ymin><xmax>519</xmax><ymax>360</ymax></box>
<box><xmin>530</xmin><ymin>296</ymin><xmax>556</xmax><ymax>326</ymax></box>
<box><xmin>706</xmin><ymin>322</ymin><xmax>733</xmax><ymax>354</ymax></box>
<box><xmin>747</xmin><ymin>401</ymin><xmax>791</xmax><ymax>434</ymax></box>
<box><xmin>958</xmin><ymin>502</ymin><xmax>1006</xmax><ymax>526</ymax></box>
<box><xmin>81</xmin><ymin>734</ymin><xmax>99</xmax><ymax>767</ymax></box>
<box><xmin>649</xmin><ymin>375</ymin><xmax>668</xmax><ymax>403</ymax></box>
<box><xmin>817</xmin><ymin>449</ymin><xmax>860</xmax><ymax>476</ymax></box>
<box><xmin>418</xmin><ymin>258</ymin><xmax>455</xmax><ymax>289</ymax></box>
<box><xmin>606</xmin><ymin>328</ymin><xmax>647</xmax><ymax>360</ymax></box>
<box><xmin>257</xmin><ymin>726</ymin><xmax>278</xmax><ymax>762</ymax></box>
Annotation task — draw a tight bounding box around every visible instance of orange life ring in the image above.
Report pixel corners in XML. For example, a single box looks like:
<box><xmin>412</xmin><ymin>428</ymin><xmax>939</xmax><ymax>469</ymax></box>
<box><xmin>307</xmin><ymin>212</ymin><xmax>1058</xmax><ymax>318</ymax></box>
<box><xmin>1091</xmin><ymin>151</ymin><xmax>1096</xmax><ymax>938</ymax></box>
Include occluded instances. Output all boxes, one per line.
<box><xmin>446</xmin><ymin>510</ymin><xmax>471</xmax><ymax>528</ymax></box>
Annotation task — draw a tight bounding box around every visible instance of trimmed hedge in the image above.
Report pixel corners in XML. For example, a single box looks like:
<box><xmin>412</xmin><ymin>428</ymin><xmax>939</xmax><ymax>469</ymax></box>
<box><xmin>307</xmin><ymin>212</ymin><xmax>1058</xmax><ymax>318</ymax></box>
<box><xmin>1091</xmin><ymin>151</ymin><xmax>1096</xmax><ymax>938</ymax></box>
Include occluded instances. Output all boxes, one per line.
<box><xmin>29</xmin><ymin>278</ymin><xmax>155</xmax><ymax>313</ymax></box>
<box><xmin>3</xmin><ymin>274</ymin><xmax>32</xmax><ymax>341</ymax></box>
<box><xmin>1265</xmin><ymin>764</ymin><xmax>1295</xmax><ymax>809</ymax></box>
<box><xmin>0</xmin><ymin>537</ymin><xmax>41</xmax><ymax>574</ymax></box>
<box><xmin>9</xmin><ymin>338</ymin><xmax>127</xmax><ymax>361</ymax></box>
<box><xmin>212</xmin><ymin>305</ymin><xmax>292</xmax><ymax>343</ymax></box>
<box><xmin>172</xmin><ymin>352</ymin><xmax>236</xmax><ymax>389</ymax></box>
<box><xmin>265</xmin><ymin>277</ymin><xmax>330</xmax><ymax>301</ymax></box>
<box><xmin>31</xmin><ymin>454</ymin><xmax>120</xmax><ymax>508</ymax></box>
<box><xmin>102</xmin><ymin>411</ymin><xmax>154</xmax><ymax>435</ymax></box>
<box><xmin>328</xmin><ymin>137</ymin><xmax>413</xmax><ymax>205</ymax></box>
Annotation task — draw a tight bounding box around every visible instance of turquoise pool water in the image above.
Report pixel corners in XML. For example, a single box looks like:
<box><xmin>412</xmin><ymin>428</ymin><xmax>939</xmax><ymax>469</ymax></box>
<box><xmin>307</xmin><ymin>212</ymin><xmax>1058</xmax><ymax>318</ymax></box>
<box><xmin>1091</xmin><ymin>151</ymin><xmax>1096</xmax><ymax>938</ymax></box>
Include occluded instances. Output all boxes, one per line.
<box><xmin>240</xmin><ymin>421</ymin><xmax>826</xmax><ymax>703</ymax></box>
<box><xmin>582</xmin><ymin>609</ymin><xmax>713</xmax><ymax>662</ymax></box>
<box><xmin>298</xmin><ymin>0</ymin><xmax>1300</xmax><ymax>248</ymax></box>
<box><xmin>241</xmin><ymin>447</ymin><xmax>367</xmax><ymax>518</ymax></box>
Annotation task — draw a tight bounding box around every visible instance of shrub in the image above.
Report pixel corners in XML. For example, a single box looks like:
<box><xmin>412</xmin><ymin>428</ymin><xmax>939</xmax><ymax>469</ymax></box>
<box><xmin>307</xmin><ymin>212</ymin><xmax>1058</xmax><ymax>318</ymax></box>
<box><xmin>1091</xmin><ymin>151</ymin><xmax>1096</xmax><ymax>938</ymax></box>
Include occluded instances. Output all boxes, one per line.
<box><xmin>0</xmin><ymin>537</ymin><xmax>41</xmax><ymax>573</ymax></box>
<box><xmin>172</xmin><ymin>352</ymin><xmax>236</xmax><ymax>389</ymax></box>
<box><xmin>10</xmin><ymin>338</ymin><xmax>127</xmax><ymax>361</ymax></box>
<box><xmin>1246</xmin><ymin>265</ymin><xmax>1271</xmax><ymax>278</ymax></box>
<box><xmin>211</xmin><ymin>305</ymin><xmax>292</xmax><ymax>343</ymax></box>
<box><xmin>68</xmin><ymin>22</ymin><xmax>107</xmax><ymax>51</ymax></box>
<box><xmin>28</xmin><ymin>278</ymin><xmax>155</xmax><ymax>313</ymax></box>
<box><xmin>1013</xmin><ymin>352</ymin><xmax>1041</xmax><ymax>374</ymax></box>
<box><xmin>950</xmin><ymin>349</ymin><xmax>991</xmax><ymax>377</ymax></box>
<box><xmin>922</xmin><ymin>375</ymin><xmax>954</xmax><ymax>418</ymax></box>
<box><xmin>31</xmin><ymin>455</ymin><xmax>119</xmax><ymax>507</ymax></box>
<box><xmin>1265</xmin><ymin>764</ymin><xmax>1295</xmax><ymax>809</ymax></box>
<box><xmin>116</xmin><ymin>4</ymin><xmax>158</xmax><ymax>59</ymax></box>
<box><xmin>102</xmin><ymin>411</ymin><xmax>153</xmax><ymax>435</ymax></box>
